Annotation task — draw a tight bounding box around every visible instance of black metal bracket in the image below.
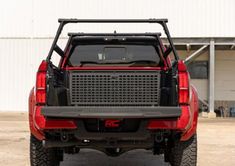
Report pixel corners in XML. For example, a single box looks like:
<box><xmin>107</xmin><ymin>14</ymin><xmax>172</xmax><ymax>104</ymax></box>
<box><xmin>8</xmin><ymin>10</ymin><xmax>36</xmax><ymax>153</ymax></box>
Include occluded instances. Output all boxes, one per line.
<box><xmin>67</xmin><ymin>32</ymin><xmax>162</xmax><ymax>37</ymax></box>
<box><xmin>58</xmin><ymin>18</ymin><xmax>168</xmax><ymax>24</ymax></box>
<box><xmin>46</xmin><ymin>18</ymin><xmax>179</xmax><ymax>62</ymax></box>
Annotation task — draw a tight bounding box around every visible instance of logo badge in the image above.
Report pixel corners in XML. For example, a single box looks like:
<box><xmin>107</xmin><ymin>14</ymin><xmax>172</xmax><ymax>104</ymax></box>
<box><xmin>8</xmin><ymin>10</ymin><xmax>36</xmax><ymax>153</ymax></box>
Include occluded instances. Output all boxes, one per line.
<box><xmin>105</xmin><ymin>120</ymin><xmax>121</xmax><ymax>128</ymax></box>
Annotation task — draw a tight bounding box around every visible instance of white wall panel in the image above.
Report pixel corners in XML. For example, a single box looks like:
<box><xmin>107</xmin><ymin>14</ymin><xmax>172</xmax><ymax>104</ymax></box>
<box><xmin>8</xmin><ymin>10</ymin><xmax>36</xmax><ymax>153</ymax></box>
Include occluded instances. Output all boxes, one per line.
<box><xmin>215</xmin><ymin>51</ymin><xmax>235</xmax><ymax>101</ymax></box>
<box><xmin>0</xmin><ymin>0</ymin><xmax>32</xmax><ymax>37</ymax></box>
<box><xmin>0</xmin><ymin>39</ymin><xmax>66</xmax><ymax>111</ymax></box>
<box><xmin>28</xmin><ymin>0</ymin><xmax>235</xmax><ymax>37</ymax></box>
<box><xmin>191</xmin><ymin>80</ymin><xmax>208</xmax><ymax>101</ymax></box>
<box><xmin>0</xmin><ymin>0</ymin><xmax>235</xmax><ymax>37</ymax></box>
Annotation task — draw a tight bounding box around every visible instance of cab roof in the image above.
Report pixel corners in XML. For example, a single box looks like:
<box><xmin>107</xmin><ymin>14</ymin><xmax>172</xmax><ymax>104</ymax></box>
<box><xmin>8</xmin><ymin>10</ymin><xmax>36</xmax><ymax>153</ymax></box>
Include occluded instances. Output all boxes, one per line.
<box><xmin>69</xmin><ymin>33</ymin><xmax>162</xmax><ymax>44</ymax></box>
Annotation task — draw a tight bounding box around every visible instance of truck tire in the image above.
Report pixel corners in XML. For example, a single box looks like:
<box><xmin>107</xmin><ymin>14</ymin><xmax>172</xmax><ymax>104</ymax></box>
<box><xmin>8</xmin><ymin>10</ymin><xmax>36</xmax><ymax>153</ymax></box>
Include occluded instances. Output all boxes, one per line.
<box><xmin>30</xmin><ymin>135</ymin><xmax>60</xmax><ymax>166</ymax></box>
<box><xmin>169</xmin><ymin>134</ymin><xmax>197</xmax><ymax>166</ymax></box>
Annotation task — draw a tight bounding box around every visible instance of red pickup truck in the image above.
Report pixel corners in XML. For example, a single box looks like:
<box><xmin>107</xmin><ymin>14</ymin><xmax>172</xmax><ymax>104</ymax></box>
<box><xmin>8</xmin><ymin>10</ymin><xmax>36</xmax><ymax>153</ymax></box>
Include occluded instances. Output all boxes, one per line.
<box><xmin>29</xmin><ymin>19</ymin><xmax>198</xmax><ymax>166</ymax></box>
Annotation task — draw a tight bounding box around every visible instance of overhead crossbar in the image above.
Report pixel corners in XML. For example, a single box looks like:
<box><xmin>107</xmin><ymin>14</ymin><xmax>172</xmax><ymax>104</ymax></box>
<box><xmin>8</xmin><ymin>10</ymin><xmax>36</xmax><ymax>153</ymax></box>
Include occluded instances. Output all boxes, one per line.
<box><xmin>68</xmin><ymin>32</ymin><xmax>162</xmax><ymax>37</ymax></box>
<box><xmin>58</xmin><ymin>18</ymin><xmax>168</xmax><ymax>24</ymax></box>
<box><xmin>46</xmin><ymin>18</ymin><xmax>179</xmax><ymax>62</ymax></box>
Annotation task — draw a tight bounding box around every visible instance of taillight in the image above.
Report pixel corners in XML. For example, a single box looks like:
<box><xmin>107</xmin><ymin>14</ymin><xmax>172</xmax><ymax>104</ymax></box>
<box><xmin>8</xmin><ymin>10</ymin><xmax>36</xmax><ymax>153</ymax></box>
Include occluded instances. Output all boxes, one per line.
<box><xmin>34</xmin><ymin>106</ymin><xmax>77</xmax><ymax>130</ymax></box>
<box><xmin>178</xmin><ymin>60</ymin><xmax>190</xmax><ymax>105</ymax></box>
<box><xmin>36</xmin><ymin>60</ymin><xmax>48</xmax><ymax>104</ymax></box>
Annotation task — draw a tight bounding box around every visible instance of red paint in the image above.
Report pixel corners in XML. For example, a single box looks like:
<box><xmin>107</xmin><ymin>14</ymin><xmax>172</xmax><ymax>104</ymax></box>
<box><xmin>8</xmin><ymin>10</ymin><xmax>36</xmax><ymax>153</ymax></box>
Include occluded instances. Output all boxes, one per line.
<box><xmin>28</xmin><ymin>88</ymin><xmax>45</xmax><ymax>140</ymax></box>
<box><xmin>33</xmin><ymin>106</ymin><xmax>46</xmax><ymax>130</ymax></box>
<box><xmin>177</xmin><ymin>106</ymin><xmax>190</xmax><ymax>130</ymax></box>
<box><xmin>181</xmin><ymin>86</ymin><xmax>199</xmax><ymax>141</ymax></box>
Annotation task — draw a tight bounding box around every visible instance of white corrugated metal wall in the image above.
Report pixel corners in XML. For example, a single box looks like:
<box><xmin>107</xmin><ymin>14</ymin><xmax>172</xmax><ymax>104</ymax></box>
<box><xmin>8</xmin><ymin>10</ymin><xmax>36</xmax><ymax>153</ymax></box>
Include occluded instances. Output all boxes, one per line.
<box><xmin>0</xmin><ymin>0</ymin><xmax>235</xmax><ymax>111</ymax></box>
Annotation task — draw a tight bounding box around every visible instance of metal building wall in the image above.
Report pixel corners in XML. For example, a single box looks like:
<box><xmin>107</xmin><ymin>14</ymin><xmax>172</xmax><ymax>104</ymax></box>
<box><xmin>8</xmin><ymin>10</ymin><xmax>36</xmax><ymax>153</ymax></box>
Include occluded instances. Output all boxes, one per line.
<box><xmin>1</xmin><ymin>0</ymin><xmax>235</xmax><ymax>38</ymax></box>
<box><xmin>215</xmin><ymin>51</ymin><xmax>235</xmax><ymax>100</ymax></box>
<box><xmin>0</xmin><ymin>39</ymin><xmax>66</xmax><ymax>111</ymax></box>
<box><xmin>0</xmin><ymin>0</ymin><xmax>234</xmax><ymax>111</ymax></box>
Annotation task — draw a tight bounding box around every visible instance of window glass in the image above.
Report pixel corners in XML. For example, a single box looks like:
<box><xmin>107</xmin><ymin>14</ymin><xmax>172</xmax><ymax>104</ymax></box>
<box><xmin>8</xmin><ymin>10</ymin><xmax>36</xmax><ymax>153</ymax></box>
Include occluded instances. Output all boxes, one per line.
<box><xmin>187</xmin><ymin>61</ymin><xmax>208</xmax><ymax>79</ymax></box>
<box><xmin>68</xmin><ymin>45</ymin><xmax>160</xmax><ymax>66</ymax></box>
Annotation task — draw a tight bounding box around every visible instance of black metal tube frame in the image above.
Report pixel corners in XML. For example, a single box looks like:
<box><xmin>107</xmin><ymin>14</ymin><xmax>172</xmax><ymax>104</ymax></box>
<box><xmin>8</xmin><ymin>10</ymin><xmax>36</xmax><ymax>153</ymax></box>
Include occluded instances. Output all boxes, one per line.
<box><xmin>46</xmin><ymin>18</ymin><xmax>179</xmax><ymax>62</ymax></box>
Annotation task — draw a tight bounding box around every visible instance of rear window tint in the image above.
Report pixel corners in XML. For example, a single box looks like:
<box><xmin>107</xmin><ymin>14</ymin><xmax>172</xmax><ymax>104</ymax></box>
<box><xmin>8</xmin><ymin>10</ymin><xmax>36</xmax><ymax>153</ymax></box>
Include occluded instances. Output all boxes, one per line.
<box><xmin>68</xmin><ymin>45</ymin><xmax>160</xmax><ymax>66</ymax></box>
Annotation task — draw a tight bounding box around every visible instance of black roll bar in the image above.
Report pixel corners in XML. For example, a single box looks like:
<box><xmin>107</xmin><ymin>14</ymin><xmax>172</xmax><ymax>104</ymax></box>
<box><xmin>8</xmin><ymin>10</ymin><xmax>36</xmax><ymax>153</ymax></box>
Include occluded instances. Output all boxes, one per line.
<box><xmin>46</xmin><ymin>18</ymin><xmax>179</xmax><ymax>62</ymax></box>
<box><xmin>58</xmin><ymin>18</ymin><xmax>168</xmax><ymax>23</ymax></box>
<box><xmin>67</xmin><ymin>32</ymin><xmax>162</xmax><ymax>37</ymax></box>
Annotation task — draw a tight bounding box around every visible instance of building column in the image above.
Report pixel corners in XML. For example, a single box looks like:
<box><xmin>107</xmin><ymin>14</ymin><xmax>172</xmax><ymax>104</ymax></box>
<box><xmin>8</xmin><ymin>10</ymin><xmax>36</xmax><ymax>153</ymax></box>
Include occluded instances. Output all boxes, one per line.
<box><xmin>208</xmin><ymin>39</ymin><xmax>216</xmax><ymax>118</ymax></box>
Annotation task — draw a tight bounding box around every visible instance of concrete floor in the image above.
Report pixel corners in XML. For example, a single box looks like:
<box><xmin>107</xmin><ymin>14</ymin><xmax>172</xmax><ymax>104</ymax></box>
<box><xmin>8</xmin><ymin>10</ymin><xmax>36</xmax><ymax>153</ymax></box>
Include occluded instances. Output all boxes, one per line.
<box><xmin>0</xmin><ymin>112</ymin><xmax>235</xmax><ymax>166</ymax></box>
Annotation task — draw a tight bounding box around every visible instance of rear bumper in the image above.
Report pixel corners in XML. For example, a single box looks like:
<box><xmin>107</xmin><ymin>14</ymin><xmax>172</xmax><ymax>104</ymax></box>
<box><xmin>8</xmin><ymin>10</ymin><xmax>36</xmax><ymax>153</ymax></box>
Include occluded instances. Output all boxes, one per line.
<box><xmin>43</xmin><ymin>120</ymin><xmax>154</xmax><ymax>148</ymax></box>
<box><xmin>33</xmin><ymin>105</ymin><xmax>194</xmax><ymax>143</ymax></box>
<box><xmin>41</xmin><ymin>106</ymin><xmax>181</xmax><ymax>118</ymax></box>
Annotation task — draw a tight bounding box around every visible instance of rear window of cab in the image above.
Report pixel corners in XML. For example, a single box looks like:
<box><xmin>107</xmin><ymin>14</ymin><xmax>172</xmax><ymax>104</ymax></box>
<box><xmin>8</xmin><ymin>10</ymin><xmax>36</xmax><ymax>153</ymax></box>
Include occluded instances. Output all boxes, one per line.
<box><xmin>67</xmin><ymin>44</ymin><xmax>161</xmax><ymax>66</ymax></box>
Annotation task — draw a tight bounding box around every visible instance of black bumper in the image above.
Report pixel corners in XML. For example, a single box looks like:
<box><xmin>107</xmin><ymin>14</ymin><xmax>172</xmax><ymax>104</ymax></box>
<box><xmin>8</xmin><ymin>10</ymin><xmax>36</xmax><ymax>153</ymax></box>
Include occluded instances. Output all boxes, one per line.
<box><xmin>41</xmin><ymin>106</ymin><xmax>181</xmax><ymax>118</ymax></box>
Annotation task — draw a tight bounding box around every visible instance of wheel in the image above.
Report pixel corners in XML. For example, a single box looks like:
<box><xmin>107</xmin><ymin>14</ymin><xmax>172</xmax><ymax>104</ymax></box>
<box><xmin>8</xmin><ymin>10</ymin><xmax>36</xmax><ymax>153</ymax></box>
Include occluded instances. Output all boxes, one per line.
<box><xmin>169</xmin><ymin>134</ymin><xmax>197</xmax><ymax>166</ymax></box>
<box><xmin>30</xmin><ymin>135</ymin><xmax>61</xmax><ymax>166</ymax></box>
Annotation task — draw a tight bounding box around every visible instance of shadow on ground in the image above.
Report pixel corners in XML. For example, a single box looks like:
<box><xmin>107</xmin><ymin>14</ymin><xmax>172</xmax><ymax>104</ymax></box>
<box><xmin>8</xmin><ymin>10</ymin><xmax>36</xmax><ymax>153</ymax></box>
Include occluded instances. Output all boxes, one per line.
<box><xmin>61</xmin><ymin>149</ymin><xmax>169</xmax><ymax>166</ymax></box>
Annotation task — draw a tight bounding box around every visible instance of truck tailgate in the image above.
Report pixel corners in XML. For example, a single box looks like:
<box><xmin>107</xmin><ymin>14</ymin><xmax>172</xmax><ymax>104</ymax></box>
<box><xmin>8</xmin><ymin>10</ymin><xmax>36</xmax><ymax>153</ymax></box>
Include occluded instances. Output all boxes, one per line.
<box><xmin>41</xmin><ymin>106</ymin><xmax>181</xmax><ymax>118</ymax></box>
